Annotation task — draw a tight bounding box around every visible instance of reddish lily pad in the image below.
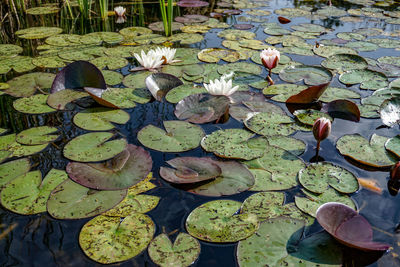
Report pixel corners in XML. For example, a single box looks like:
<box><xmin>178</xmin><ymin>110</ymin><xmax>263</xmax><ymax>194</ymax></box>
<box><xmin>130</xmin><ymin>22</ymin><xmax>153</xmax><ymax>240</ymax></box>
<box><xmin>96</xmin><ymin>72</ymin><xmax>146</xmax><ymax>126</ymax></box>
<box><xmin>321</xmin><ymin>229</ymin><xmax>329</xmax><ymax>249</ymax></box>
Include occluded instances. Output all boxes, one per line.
<box><xmin>67</xmin><ymin>144</ymin><xmax>152</xmax><ymax>190</ymax></box>
<box><xmin>316</xmin><ymin>202</ymin><xmax>390</xmax><ymax>251</ymax></box>
<box><xmin>160</xmin><ymin>157</ymin><xmax>221</xmax><ymax>184</ymax></box>
<box><xmin>286</xmin><ymin>82</ymin><xmax>330</xmax><ymax>104</ymax></box>
<box><xmin>321</xmin><ymin>99</ymin><xmax>360</xmax><ymax>122</ymax></box>
<box><xmin>177</xmin><ymin>1</ymin><xmax>209</xmax><ymax>7</ymax></box>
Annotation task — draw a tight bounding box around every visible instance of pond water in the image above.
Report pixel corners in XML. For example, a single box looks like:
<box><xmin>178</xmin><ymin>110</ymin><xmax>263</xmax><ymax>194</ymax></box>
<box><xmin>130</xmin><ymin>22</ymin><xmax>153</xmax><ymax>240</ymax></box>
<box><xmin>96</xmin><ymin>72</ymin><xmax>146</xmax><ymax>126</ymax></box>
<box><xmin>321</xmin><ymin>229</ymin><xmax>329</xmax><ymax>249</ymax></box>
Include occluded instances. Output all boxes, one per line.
<box><xmin>1</xmin><ymin>0</ymin><xmax>400</xmax><ymax>266</ymax></box>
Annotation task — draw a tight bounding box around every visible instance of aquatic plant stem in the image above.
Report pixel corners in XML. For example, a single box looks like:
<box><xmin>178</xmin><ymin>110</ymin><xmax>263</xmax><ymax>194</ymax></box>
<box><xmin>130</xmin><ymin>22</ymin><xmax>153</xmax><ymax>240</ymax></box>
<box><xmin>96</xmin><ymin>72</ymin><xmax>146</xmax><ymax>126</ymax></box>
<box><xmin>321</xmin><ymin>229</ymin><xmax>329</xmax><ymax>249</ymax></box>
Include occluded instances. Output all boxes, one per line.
<box><xmin>316</xmin><ymin>140</ymin><xmax>320</xmax><ymax>157</ymax></box>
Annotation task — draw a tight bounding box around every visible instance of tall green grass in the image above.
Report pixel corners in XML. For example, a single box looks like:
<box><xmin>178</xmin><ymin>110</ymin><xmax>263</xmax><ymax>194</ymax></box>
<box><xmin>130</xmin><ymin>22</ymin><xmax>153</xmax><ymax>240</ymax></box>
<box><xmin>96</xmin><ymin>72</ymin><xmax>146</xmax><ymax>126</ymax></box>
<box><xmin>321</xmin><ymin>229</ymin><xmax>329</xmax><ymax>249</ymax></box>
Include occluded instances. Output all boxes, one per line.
<box><xmin>159</xmin><ymin>0</ymin><xmax>174</xmax><ymax>36</ymax></box>
<box><xmin>99</xmin><ymin>0</ymin><xmax>109</xmax><ymax>20</ymax></box>
<box><xmin>77</xmin><ymin>0</ymin><xmax>92</xmax><ymax>19</ymax></box>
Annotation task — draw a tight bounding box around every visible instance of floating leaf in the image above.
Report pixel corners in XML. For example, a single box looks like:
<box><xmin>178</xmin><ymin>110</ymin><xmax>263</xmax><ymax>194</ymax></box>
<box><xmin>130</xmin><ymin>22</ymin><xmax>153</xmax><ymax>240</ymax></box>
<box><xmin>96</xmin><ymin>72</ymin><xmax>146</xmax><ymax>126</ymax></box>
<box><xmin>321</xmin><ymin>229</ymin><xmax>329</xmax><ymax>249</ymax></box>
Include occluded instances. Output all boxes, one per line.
<box><xmin>286</xmin><ymin>82</ymin><xmax>330</xmax><ymax>104</ymax></box>
<box><xmin>90</xmin><ymin>56</ymin><xmax>128</xmax><ymax>70</ymax></box>
<box><xmin>0</xmin><ymin>134</ymin><xmax>48</xmax><ymax>158</ymax></box>
<box><xmin>0</xmin><ymin>158</ymin><xmax>30</xmax><ymax>188</ymax></box>
<box><xmin>67</xmin><ymin>144</ymin><xmax>152</xmax><ymax>190</ymax></box>
<box><xmin>79</xmin><ymin>213</ymin><xmax>154</xmax><ymax>264</ymax></box>
<box><xmin>337</xmin><ymin>134</ymin><xmax>397</xmax><ymax>168</ymax></box>
<box><xmin>47</xmin><ymin>89</ymin><xmax>89</xmax><ymax>110</ymax></box>
<box><xmin>160</xmin><ymin>157</ymin><xmax>221</xmax><ymax>184</ymax></box>
<box><xmin>145</xmin><ymin>73</ymin><xmax>183</xmax><ymax>101</ymax></box>
<box><xmin>229</xmin><ymin>100</ymin><xmax>286</xmax><ymax>122</ymax></box>
<box><xmin>138</xmin><ymin>121</ymin><xmax>204</xmax><ymax>152</ymax></box>
<box><xmin>101</xmin><ymin>87</ymin><xmax>151</xmax><ymax>108</ymax></box>
<box><xmin>5</xmin><ymin>72</ymin><xmax>55</xmax><ymax>98</ymax></box>
<box><xmin>148</xmin><ymin>233</ymin><xmax>201</xmax><ymax>267</ymax></box>
<box><xmin>316</xmin><ymin>202</ymin><xmax>390</xmax><ymax>251</ymax></box>
<box><xmin>263</xmin><ymin>23</ymin><xmax>291</xmax><ymax>35</ymax></box>
<box><xmin>339</xmin><ymin>69</ymin><xmax>388</xmax><ymax>90</ymax></box>
<box><xmin>15</xmin><ymin>27</ymin><xmax>62</xmax><ymax>39</ymax></box>
<box><xmin>63</xmin><ymin>132</ymin><xmax>127</xmax><ymax>162</ymax></box>
<box><xmin>186</xmin><ymin>200</ymin><xmax>258</xmax><ymax>243</ymax></box>
<box><xmin>166</xmin><ymin>84</ymin><xmax>207</xmax><ymax>104</ymax></box>
<box><xmin>47</xmin><ymin>179</ymin><xmax>127</xmax><ymax>219</ymax></box>
<box><xmin>198</xmin><ymin>48</ymin><xmax>240</xmax><ymax>63</ymax></box>
<box><xmin>299</xmin><ymin>162</ymin><xmax>359</xmax><ymax>194</ymax></box>
<box><xmin>313</xmin><ymin>45</ymin><xmax>357</xmax><ymax>58</ymax></box>
<box><xmin>217</xmin><ymin>29</ymin><xmax>256</xmax><ymax>40</ymax></box>
<box><xmin>16</xmin><ymin>126</ymin><xmax>58</xmax><ymax>145</ymax></box>
<box><xmin>26</xmin><ymin>6</ymin><xmax>60</xmax><ymax>15</ymax></box>
<box><xmin>0</xmin><ymin>44</ymin><xmax>23</xmax><ymax>57</ymax></box>
<box><xmin>267</xmin><ymin>135</ymin><xmax>306</xmax><ymax>156</ymax></box>
<box><xmin>102</xmin><ymin>70</ymin><xmax>123</xmax><ymax>86</ymax></box>
<box><xmin>321</xmin><ymin>54</ymin><xmax>368</xmax><ymax>72</ymax></box>
<box><xmin>13</xmin><ymin>94</ymin><xmax>56</xmax><ymax>114</ymax></box>
<box><xmin>321</xmin><ymin>99</ymin><xmax>360</xmax><ymax>122</ymax></box>
<box><xmin>201</xmin><ymin>129</ymin><xmax>267</xmax><ymax>160</ymax></box>
<box><xmin>244</xmin><ymin>112</ymin><xmax>298</xmax><ymax>137</ymax></box>
<box><xmin>73</xmin><ymin>108</ymin><xmax>130</xmax><ymax>131</ymax></box>
<box><xmin>0</xmin><ymin>169</ymin><xmax>67</xmax><ymax>215</ymax></box>
<box><xmin>294</xmin><ymin>110</ymin><xmax>332</xmax><ymax>126</ymax></box>
<box><xmin>280</xmin><ymin>65</ymin><xmax>332</xmax><ymax>85</ymax></box>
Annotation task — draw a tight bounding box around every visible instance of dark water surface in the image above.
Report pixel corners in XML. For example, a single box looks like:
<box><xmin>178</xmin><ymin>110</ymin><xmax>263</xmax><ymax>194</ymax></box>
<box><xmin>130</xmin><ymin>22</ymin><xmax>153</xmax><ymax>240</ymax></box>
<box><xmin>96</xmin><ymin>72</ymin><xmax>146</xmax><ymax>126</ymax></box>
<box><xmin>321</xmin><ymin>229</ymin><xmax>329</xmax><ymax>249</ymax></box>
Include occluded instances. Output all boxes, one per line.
<box><xmin>1</xmin><ymin>0</ymin><xmax>400</xmax><ymax>266</ymax></box>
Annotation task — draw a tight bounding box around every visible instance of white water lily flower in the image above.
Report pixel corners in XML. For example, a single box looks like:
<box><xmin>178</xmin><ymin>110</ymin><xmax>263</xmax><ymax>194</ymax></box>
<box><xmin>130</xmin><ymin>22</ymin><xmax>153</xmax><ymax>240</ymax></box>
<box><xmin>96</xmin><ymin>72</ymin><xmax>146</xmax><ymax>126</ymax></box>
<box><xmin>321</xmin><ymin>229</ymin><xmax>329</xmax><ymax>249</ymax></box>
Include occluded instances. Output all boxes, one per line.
<box><xmin>155</xmin><ymin>47</ymin><xmax>177</xmax><ymax>64</ymax></box>
<box><xmin>114</xmin><ymin>6</ymin><xmax>126</xmax><ymax>17</ymax></box>
<box><xmin>204</xmin><ymin>72</ymin><xmax>239</xmax><ymax>96</ymax></box>
<box><xmin>133</xmin><ymin>50</ymin><xmax>164</xmax><ymax>70</ymax></box>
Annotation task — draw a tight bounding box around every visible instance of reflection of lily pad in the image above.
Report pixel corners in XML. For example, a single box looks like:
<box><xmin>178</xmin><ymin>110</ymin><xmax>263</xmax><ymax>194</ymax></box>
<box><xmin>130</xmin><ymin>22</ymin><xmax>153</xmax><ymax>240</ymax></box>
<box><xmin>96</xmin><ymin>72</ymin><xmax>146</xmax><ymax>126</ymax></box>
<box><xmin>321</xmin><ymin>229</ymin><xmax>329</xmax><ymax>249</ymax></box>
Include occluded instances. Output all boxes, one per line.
<box><xmin>186</xmin><ymin>200</ymin><xmax>258</xmax><ymax>243</ymax></box>
<box><xmin>336</xmin><ymin>134</ymin><xmax>397</xmax><ymax>168</ymax></box>
<box><xmin>138</xmin><ymin>121</ymin><xmax>204</xmax><ymax>152</ymax></box>
<box><xmin>79</xmin><ymin>213</ymin><xmax>154</xmax><ymax>264</ymax></box>
<box><xmin>67</xmin><ymin>144</ymin><xmax>152</xmax><ymax>190</ymax></box>
<box><xmin>47</xmin><ymin>179</ymin><xmax>127</xmax><ymax>219</ymax></box>
<box><xmin>73</xmin><ymin>108</ymin><xmax>130</xmax><ymax>131</ymax></box>
<box><xmin>148</xmin><ymin>233</ymin><xmax>201</xmax><ymax>267</ymax></box>
<box><xmin>0</xmin><ymin>169</ymin><xmax>67</xmax><ymax>215</ymax></box>
<box><xmin>63</xmin><ymin>132</ymin><xmax>127</xmax><ymax>162</ymax></box>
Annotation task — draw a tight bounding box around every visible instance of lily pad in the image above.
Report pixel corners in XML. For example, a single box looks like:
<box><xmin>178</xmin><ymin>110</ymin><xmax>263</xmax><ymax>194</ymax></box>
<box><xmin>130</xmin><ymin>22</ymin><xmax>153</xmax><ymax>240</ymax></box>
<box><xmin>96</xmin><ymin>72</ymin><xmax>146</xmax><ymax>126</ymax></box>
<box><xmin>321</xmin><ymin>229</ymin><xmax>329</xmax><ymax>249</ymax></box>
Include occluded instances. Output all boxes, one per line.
<box><xmin>47</xmin><ymin>89</ymin><xmax>89</xmax><ymax>110</ymax></box>
<box><xmin>145</xmin><ymin>73</ymin><xmax>184</xmax><ymax>101</ymax></box>
<box><xmin>217</xmin><ymin>29</ymin><xmax>256</xmax><ymax>40</ymax></box>
<box><xmin>16</xmin><ymin>126</ymin><xmax>58</xmax><ymax>145</ymax></box>
<box><xmin>13</xmin><ymin>94</ymin><xmax>56</xmax><ymax>114</ymax></box>
<box><xmin>294</xmin><ymin>110</ymin><xmax>332</xmax><ymax>126</ymax></box>
<box><xmin>384</xmin><ymin>135</ymin><xmax>400</xmax><ymax>158</ymax></box>
<box><xmin>321</xmin><ymin>54</ymin><xmax>368</xmax><ymax>72</ymax></box>
<box><xmin>198</xmin><ymin>48</ymin><xmax>240</xmax><ymax>63</ymax></box>
<box><xmin>148</xmin><ymin>233</ymin><xmax>201</xmax><ymax>267</ymax></box>
<box><xmin>0</xmin><ymin>158</ymin><xmax>31</xmax><ymax>188</ymax></box>
<box><xmin>63</xmin><ymin>132</ymin><xmax>127</xmax><ymax>162</ymax></box>
<box><xmin>267</xmin><ymin>135</ymin><xmax>306</xmax><ymax>156</ymax></box>
<box><xmin>73</xmin><ymin>108</ymin><xmax>130</xmax><ymax>131</ymax></box>
<box><xmin>79</xmin><ymin>213</ymin><xmax>154</xmax><ymax>264</ymax></box>
<box><xmin>101</xmin><ymin>87</ymin><xmax>151</xmax><ymax>108</ymax></box>
<box><xmin>263</xmin><ymin>23</ymin><xmax>291</xmax><ymax>35</ymax></box>
<box><xmin>32</xmin><ymin>56</ymin><xmax>66</xmax><ymax>68</ymax></box>
<box><xmin>123</xmin><ymin>71</ymin><xmax>153</xmax><ymax>89</ymax></box>
<box><xmin>337</xmin><ymin>134</ymin><xmax>397</xmax><ymax>168</ymax></box>
<box><xmin>26</xmin><ymin>6</ymin><xmax>60</xmax><ymax>15</ymax></box>
<box><xmin>186</xmin><ymin>200</ymin><xmax>258</xmax><ymax>243</ymax></box>
<box><xmin>0</xmin><ymin>44</ymin><xmax>23</xmax><ymax>57</ymax></box>
<box><xmin>201</xmin><ymin>129</ymin><xmax>268</xmax><ymax>160</ymax></box>
<box><xmin>47</xmin><ymin>179</ymin><xmax>127</xmax><ymax>219</ymax></box>
<box><xmin>102</xmin><ymin>70</ymin><xmax>123</xmax><ymax>86</ymax></box>
<box><xmin>90</xmin><ymin>56</ymin><xmax>128</xmax><ymax>70</ymax></box>
<box><xmin>295</xmin><ymin>188</ymin><xmax>357</xmax><ymax>217</ymax></box>
<box><xmin>15</xmin><ymin>27</ymin><xmax>62</xmax><ymax>39</ymax></box>
<box><xmin>138</xmin><ymin>121</ymin><xmax>204</xmax><ymax>152</ymax></box>
<box><xmin>67</xmin><ymin>144</ymin><xmax>151</xmax><ymax>190</ymax></box>
<box><xmin>103</xmin><ymin>192</ymin><xmax>159</xmax><ymax>217</ymax></box>
<box><xmin>279</xmin><ymin>65</ymin><xmax>332</xmax><ymax>85</ymax></box>
<box><xmin>339</xmin><ymin>69</ymin><xmax>388</xmax><ymax>90</ymax></box>
<box><xmin>166</xmin><ymin>84</ymin><xmax>207</xmax><ymax>103</ymax></box>
<box><xmin>313</xmin><ymin>45</ymin><xmax>357</xmax><ymax>58</ymax></box>
<box><xmin>5</xmin><ymin>72</ymin><xmax>55</xmax><ymax>98</ymax></box>
<box><xmin>344</xmin><ymin>41</ymin><xmax>379</xmax><ymax>52</ymax></box>
<box><xmin>0</xmin><ymin>134</ymin><xmax>49</xmax><ymax>158</ymax></box>
<box><xmin>0</xmin><ymin>169</ymin><xmax>67</xmax><ymax>215</ymax></box>
<box><xmin>299</xmin><ymin>162</ymin><xmax>359</xmax><ymax>194</ymax></box>
<box><xmin>244</xmin><ymin>112</ymin><xmax>298</xmax><ymax>137</ymax></box>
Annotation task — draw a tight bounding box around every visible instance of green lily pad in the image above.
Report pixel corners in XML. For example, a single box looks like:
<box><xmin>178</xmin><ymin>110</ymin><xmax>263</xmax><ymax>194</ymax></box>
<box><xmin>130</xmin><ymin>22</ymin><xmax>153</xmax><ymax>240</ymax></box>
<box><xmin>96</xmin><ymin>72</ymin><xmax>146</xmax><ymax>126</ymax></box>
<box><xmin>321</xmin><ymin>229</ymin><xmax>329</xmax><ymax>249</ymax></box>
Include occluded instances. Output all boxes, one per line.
<box><xmin>241</xmin><ymin>192</ymin><xmax>313</xmax><ymax>223</ymax></box>
<box><xmin>0</xmin><ymin>134</ymin><xmax>49</xmax><ymax>158</ymax></box>
<box><xmin>148</xmin><ymin>233</ymin><xmax>201</xmax><ymax>267</ymax></box>
<box><xmin>313</xmin><ymin>45</ymin><xmax>357</xmax><ymax>58</ymax></box>
<box><xmin>267</xmin><ymin>135</ymin><xmax>306</xmax><ymax>156</ymax></box>
<box><xmin>101</xmin><ymin>87</ymin><xmax>151</xmax><ymax>108</ymax></box>
<box><xmin>138</xmin><ymin>121</ymin><xmax>204</xmax><ymax>152</ymax></box>
<box><xmin>243</xmin><ymin>144</ymin><xmax>305</xmax><ymax>190</ymax></box>
<box><xmin>344</xmin><ymin>41</ymin><xmax>379</xmax><ymax>52</ymax></box>
<box><xmin>275</xmin><ymin>7</ymin><xmax>312</xmax><ymax>18</ymax></box>
<box><xmin>321</xmin><ymin>54</ymin><xmax>368</xmax><ymax>73</ymax></box>
<box><xmin>291</xmin><ymin>23</ymin><xmax>327</xmax><ymax>34</ymax></box>
<box><xmin>295</xmin><ymin>188</ymin><xmax>356</xmax><ymax>217</ymax></box>
<box><xmin>217</xmin><ymin>29</ymin><xmax>256</xmax><ymax>40</ymax></box>
<box><xmin>319</xmin><ymin>87</ymin><xmax>361</xmax><ymax>102</ymax></box>
<box><xmin>73</xmin><ymin>108</ymin><xmax>130</xmax><ymax>131</ymax></box>
<box><xmin>165</xmin><ymin>84</ymin><xmax>207</xmax><ymax>103</ymax></box>
<box><xmin>168</xmin><ymin>33</ymin><xmax>204</xmax><ymax>44</ymax></box>
<box><xmin>57</xmin><ymin>50</ymin><xmax>95</xmax><ymax>61</ymax></box>
<box><xmin>279</xmin><ymin>46</ymin><xmax>314</xmax><ymax>56</ymax></box>
<box><xmin>384</xmin><ymin>135</ymin><xmax>400</xmax><ymax>158</ymax></box>
<box><xmin>369</xmin><ymin>38</ymin><xmax>400</xmax><ymax>49</ymax></box>
<box><xmin>0</xmin><ymin>56</ymin><xmax>35</xmax><ymax>75</ymax></box>
<box><xmin>299</xmin><ymin>162</ymin><xmax>359</xmax><ymax>194</ymax></box>
<box><xmin>102</xmin><ymin>70</ymin><xmax>123</xmax><ymax>86</ymax></box>
<box><xmin>217</xmin><ymin>62</ymin><xmax>262</xmax><ymax>76</ymax></box>
<box><xmin>119</xmin><ymin>26</ymin><xmax>153</xmax><ymax>39</ymax></box>
<box><xmin>67</xmin><ymin>144</ymin><xmax>152</xmax><ymax>190</ymax></box>
<box><xmin>294</xmin><ymin>110</ymin><xmax>332</xmax><ymax>126</ymax></box>
<box><xmin>229</xmin><ymin>100</ymin><xmax>286</xmax><ymax>122</ymax></box>
<box><xmin>339</xmin><ymin>69</ymin><xmax>388</xmax><ymax>90</ymax></box>
<box><xmin>337</xmin><ymin>134</ymin><xmax>397</xmax><ymax>168</ymax></box>
<box><xmin>47</xmin><ymin>89</ymin><xmax>89</xmax><ymax>110</ymax></box>
<box><xmin>0</xmin><ymin>169</ymin><xmax>67</xmax><ymax>215</ymax></box>
<box><xmin>45</xmin><ymin>34</ymin><xmax>81</xmax><ymax>46</ymax></box>
<box><xmin>79</xmin><ymin>213</ymin><xmax>154</xmax><ymax>264</ymax></box>
<box><xmin>237</xmin><ymin>217</ymin><xmax>342</xmax><ymax>266</ymax></box>
<box><xmin>90</xmin><ymin>56</ymin><xmax>128</xmax><ymax>70</ymax></box>
<box><xmin>4</xmin><ymin>72</ymin><xmax>55</xmax><ymax>97</ymax></box>
<box><xmin>198</xmin><ymin>48</ymin><xmax>240</xmax><ymax>63</ymax></box>
<box><xmin>123</xmin><ymin>71</ymin><xmax>152</xmax><ymax>89</ymax></box>
<box><xmin>15</xmin><ymin>27</ymin><xmax>62</xmax><ymax>39</ymax></box>
<box><xmin>0</xmin><ymin>44</ymin><xmax>23</xmax><ymax>57</ymax></box>
<box><xmin>263</xmin><ymin>23</ymin><xmax>291</xmax><ymax>35</ymax></box>
<box><xmin>32</xmin><ymin>55</ymin><xmax>66</xmax><ymax>68</ymax></box>
<box><xmin>279</xmin><ymin>65</ymin><xmax>332</xmax><ymax>85</ymax></box>
<box><xmin>244</xmin><ymin>112</ymin><xmax>298</xmax><ymax>136</ymax></box>
<box><xmin>26</xmin><ymin>6</ymin><xmax>60</xmax><ymax>15</ymax></box>
<box><xmin>16</xmin><ymin>126</ymin><xmax>58</xmax><ymax>145</ymax></box>
<box><xmin>47</xmin><ymin>179</ymin><xmax>127</xmax><ymax>219</ymax></box>
<box><xmin>63</xmin><ymin>132</ymin><xmax>127</xmax><ymax>162</ymax></box>
<box><xmin>84</xmin><ymin>32</ymin><xmax>124</xmax><ymax>45</ymax></box>
<box><xmin>201</xmin><ymin>129</ymin><xmax>267</xmax><ymax>160</ymax></box>
<box><xmin>186</xmin><ymin>200</ymin><xmax>258</xmax><ymax>243</ymax></box>
<box><xmin>13</xmin><ymin>94</ymin><xmax>56</xmax><ymax>114</ymax></box>
<box><xmin>0</xmin><ymin>158</ymin><xmax>30</xmax><ymax>188</ymax></box>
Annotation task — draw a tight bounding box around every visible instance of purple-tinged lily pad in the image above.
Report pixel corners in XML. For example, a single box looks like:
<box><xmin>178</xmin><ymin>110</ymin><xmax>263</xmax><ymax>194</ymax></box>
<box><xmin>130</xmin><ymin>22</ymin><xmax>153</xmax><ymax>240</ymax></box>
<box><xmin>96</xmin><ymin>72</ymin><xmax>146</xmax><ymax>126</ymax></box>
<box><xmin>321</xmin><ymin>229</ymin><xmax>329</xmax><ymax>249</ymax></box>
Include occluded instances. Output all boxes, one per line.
<box><xmin>316</xmin><ymin>202</ymin><xmax>390</xmax><ymax>251</ymax></box>
<box><xmin>145</xmin><ymin>73</ymin><xmax>184</xmax><ymax>101</ymax></box>
<box><xmin>160</xmin><ymin>157</ymin><xmax>221</xmax><ymax>184</ymax></box>
<box><xmin>175</xmin><ymin>94</ymin><xmax>230</xmax><ymax>124</ymax></box>
<box><xmin>321</xmin><ymin>99</ymin><xmax>360</xmax><ymax>122</ymax></box>
<box><xmin>177</xmin><ymin>1</ymin><xmax>209</xmax><ymax>7</ymax></box>
<box><xmin>50</xmin><ymin>61</ymin><xmax>106</xmax><ymax>93</ymax></box>
<box><xmin>67</xmin><ymin>144</ymin><xmax>152</xmax><ymax>190</ymax></box>
<box><xmin>175</xmin><ymin>14</ymin><xmax>209</xmax><ymax>24</ymax></box>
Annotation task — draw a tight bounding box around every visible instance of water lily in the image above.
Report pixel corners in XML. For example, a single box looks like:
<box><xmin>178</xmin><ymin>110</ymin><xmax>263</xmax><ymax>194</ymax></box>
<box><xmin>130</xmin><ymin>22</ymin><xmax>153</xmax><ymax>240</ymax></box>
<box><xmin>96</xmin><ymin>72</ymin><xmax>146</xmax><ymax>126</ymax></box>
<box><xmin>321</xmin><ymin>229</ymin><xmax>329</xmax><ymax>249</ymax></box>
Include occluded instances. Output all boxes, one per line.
<box><xmin>132</xmin><ymin>50</ymin><xmax>164</xmax><ymax>71</ymax></box>
<box><xmin>114</xmin><ymin>6</ymin><xmax>126</xmax><ymax>17</ymax></box>
<box><xmin>260</xmin><ymin>48</ymin><xmax>280</xmax><ymax>74</ymax></box>
<box><xmin>204</xmin><ymin>72</ymin><xmax>238</xmax><ymax>96</ymax></box>
<box><xmin>116</xmin><ymin>16</ymin><xmax>126</xmax><ymax>24</ymax></box>
<box><xmin>154</xmin><ymin>47</ymin><xmax>178</xmax><ymax>64</ymax></box>
<box><xmin>312</xmin><ymin>117</ymin><xmax>331</xmax><ymax>155</ymax></box>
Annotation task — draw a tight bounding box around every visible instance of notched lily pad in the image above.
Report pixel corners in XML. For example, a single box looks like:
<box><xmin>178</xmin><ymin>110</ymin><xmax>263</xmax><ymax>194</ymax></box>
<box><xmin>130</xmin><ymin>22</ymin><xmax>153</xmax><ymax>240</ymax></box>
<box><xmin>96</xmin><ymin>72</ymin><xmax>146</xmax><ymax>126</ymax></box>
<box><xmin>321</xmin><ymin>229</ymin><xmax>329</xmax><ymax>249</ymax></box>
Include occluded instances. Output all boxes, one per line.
<box><xmin>0</xmin><ymin>158</ymin><xmax>31</xmax><ymax>188</ymax></box>
<box><xmin>280</xmin><ymin>65</ymin><xmax>332</xmax><ymax>85</ymax></box>
<box><xmin>198</xmin><ymin>48</ymin><xmax>240</xmax><ymax>63</ymax></box>
<box><xmin>13</xmin><ymin>94</ymin><xmax>56</xmax><ymax>114</ymax></box>
<box><xmin>16</xmin><ymin>126</ymin><xmax>59</xmax><ymax>145</ymax></box>
<box><xmin>73</xmin><ymin>108</ymin><xmax>130</xmax><ymax>131</ymax></box>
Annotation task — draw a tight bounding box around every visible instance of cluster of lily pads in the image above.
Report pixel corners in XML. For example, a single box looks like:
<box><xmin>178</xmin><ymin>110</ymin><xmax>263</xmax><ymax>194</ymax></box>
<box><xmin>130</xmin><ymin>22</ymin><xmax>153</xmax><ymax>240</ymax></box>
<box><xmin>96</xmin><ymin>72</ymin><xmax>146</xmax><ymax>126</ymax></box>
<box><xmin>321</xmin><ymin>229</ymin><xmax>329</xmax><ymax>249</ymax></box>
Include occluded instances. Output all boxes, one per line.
<box><xmin>1</xmin><ymin>0</ymin><xmax>400</xmax><ymax>265</ymax></box>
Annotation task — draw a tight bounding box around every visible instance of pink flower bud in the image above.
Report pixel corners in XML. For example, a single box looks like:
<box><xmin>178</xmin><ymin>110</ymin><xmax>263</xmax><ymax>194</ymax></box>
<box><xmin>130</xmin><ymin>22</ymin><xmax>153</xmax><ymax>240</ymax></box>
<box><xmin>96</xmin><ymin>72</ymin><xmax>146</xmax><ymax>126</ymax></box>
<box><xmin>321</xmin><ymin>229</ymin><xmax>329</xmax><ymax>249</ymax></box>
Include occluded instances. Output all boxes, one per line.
<box><xmin>313</xmin><ymin>117</ymin><xmax>331</xmax><ymax>142</ymax></box>
<box><xmin>391</xmin><ymin>161</ymin><xmax>400</xmax><ymax>181</ymax></box>
<box><xmin>260</xmin><ymin>48</ymin><xmax>280</xmax><ymax>70</ymax></box>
